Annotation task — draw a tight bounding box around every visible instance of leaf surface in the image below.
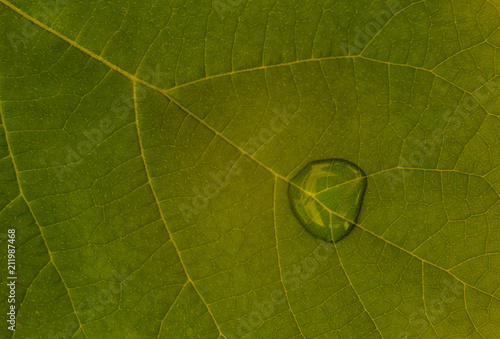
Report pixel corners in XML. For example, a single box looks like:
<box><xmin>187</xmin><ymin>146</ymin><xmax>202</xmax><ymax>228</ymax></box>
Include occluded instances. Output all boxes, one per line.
<box><xmin>1</xmin><ymin>0</ymin><xmax>500</xmax><ymax>338</ymax></box>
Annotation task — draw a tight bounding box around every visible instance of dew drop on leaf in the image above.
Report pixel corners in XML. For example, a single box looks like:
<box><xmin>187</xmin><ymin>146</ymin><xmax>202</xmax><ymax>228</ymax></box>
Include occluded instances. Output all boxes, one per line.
<box><xmin>288</xmin><ymin>159</ymin><xmax>367</xmax><ymax>242</ymax></box>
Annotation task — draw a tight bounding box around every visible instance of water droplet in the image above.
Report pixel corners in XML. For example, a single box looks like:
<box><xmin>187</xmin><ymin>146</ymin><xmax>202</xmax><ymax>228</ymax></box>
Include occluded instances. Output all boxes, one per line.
<box><xmin>288</xmin><ymin>159</ymin><xmax>367</xmax><ymax>242</ymax></box>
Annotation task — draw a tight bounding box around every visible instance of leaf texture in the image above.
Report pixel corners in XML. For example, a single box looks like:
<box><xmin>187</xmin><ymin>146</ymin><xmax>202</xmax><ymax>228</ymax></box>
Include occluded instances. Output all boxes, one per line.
<box><xmin>1</xmin><ymin>0</ymin><xmax>500</xmax><ymax>338</ymax></box>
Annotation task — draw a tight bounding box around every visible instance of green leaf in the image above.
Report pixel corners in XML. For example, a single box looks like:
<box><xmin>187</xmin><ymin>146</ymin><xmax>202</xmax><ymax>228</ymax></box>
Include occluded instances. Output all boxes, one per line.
<box><xmin>1</xmin><ymin>0</ymin><xmax>499</xmax><ymax>338</ymax></box>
